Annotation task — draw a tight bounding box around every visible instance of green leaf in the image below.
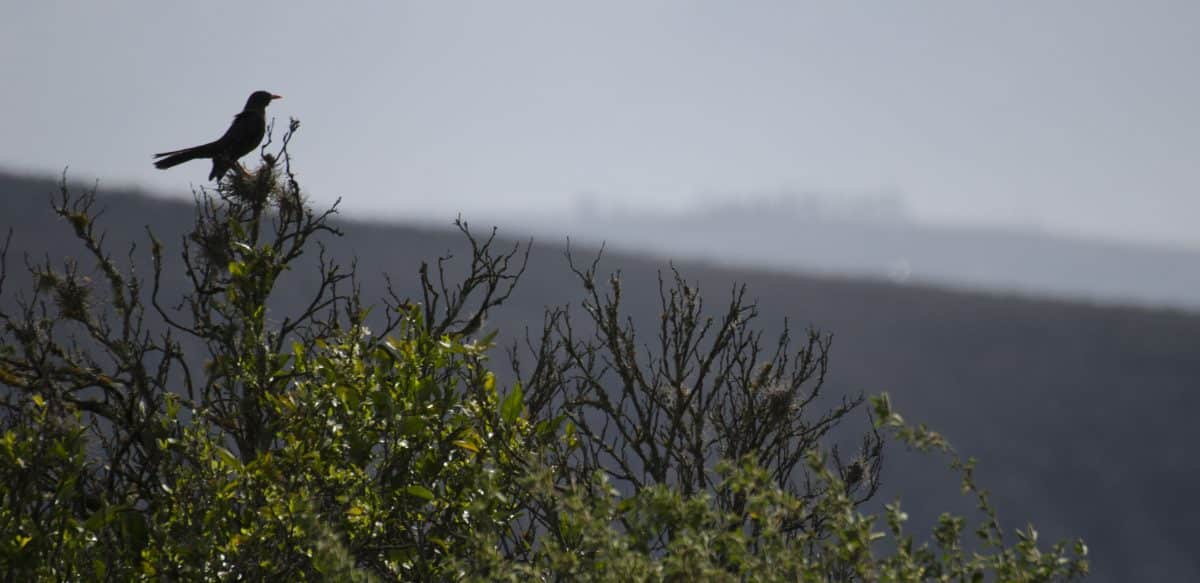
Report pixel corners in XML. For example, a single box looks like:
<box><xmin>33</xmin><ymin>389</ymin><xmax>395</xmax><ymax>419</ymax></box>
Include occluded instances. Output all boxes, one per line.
<box><xmin>84</xmin><ymin>505</ymin><xmax>116</xmax><ymax>532</ymax></box>
<box><xmin>535</xmin><ymin>416</ymin><xmax>565</xmax><ymax>441</ymax></box>
<box><xmin>399</xmin><ymin>416</ymin><xmax>425</xmax><ymax>436</ymax></box>
<box><xmin>405</xmin><ymin>485</ymin><xmax>435</xmax><ymax>501</ymax></box>
<box><xmin>452</xmin><ymin>439</ymin><xmax>479</xmax><ymax>453</ymax></box>
<box><xmin>500</xmin><ymin>383</ymin><xmax>523</xmax><ymax>425</ymax></box>
<box><xmin>214</xmin><ymin>446</ymin><xmax>242</xmax><ymax>469</ymax></box>
<box><xmin>565</xmin><ymin>420</ymin><xmax>578</xmax><ymax>449</ymax></box>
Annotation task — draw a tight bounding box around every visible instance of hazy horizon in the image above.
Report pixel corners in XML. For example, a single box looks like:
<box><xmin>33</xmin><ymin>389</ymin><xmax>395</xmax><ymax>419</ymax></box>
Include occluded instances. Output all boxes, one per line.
<box><xmin>4</xmin><ymin>2</ymin><xmax>1198</xmax><ymax>253</ymax></box>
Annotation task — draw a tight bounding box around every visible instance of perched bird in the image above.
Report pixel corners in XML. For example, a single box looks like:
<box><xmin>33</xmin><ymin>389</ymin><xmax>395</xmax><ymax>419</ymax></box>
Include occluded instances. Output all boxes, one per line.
<box><xmin>153</xmin><ymin>90</ymin><xmax>282</xmax><ymax>181</ymax></box>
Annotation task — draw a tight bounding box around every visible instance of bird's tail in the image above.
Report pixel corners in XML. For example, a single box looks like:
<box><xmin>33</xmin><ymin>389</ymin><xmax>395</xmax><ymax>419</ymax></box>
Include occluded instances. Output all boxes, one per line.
<box><xmin>153</xmin><ymin>144</ymin><xmax>209</xmax><ymax>169</ymax></box>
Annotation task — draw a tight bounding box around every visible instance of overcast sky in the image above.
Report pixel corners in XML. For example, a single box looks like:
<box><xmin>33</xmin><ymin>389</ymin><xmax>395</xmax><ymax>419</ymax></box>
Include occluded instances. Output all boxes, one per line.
<box><xmin>2</xmin><ymin>1</ymin><xmax>1197</xmax><ymax>249</ymax></box>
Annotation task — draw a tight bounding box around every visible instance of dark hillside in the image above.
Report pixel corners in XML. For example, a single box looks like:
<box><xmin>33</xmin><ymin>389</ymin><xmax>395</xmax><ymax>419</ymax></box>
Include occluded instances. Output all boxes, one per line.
<box><xmin>2</xmin><ymin>170</ymin><xmax>1198</xmax><ymax>580</ymax></box>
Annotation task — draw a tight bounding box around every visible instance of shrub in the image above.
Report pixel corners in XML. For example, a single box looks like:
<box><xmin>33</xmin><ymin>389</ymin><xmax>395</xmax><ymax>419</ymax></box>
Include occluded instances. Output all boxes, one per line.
<box><xmin>0</xmin><ymin>126</ymin><xmax>1086</xmax><ymax>580</ymax></box>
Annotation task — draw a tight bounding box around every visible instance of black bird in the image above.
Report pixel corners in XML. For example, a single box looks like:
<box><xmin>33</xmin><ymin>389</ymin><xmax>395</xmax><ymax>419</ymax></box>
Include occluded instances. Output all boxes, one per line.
<box><xmin>153</xmin><ymin>90</ymin><xmax>282</xmax><ymax>181</ymax></box>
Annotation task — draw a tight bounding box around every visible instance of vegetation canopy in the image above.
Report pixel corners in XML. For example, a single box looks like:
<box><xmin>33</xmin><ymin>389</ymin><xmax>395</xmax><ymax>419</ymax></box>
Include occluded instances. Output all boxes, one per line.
<box><xmin>0</xmin><ymin>124</ymin><xmax>1087</xmax><ymax>581</ymax></box>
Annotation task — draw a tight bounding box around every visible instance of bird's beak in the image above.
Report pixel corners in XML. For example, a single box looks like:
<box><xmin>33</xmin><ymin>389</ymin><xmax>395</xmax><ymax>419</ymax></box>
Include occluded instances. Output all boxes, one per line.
<box><xmin>271</xmin><ymin>94</ymin><xmax>283</xmax><ymax>100</ymax></box>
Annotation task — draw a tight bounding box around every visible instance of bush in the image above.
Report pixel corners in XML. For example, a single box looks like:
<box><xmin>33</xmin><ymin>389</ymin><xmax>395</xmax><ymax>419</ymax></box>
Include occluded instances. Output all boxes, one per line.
<box><xmin>0</xmin><ymin>126</ymin><xmax>1087</xmax><ymax>580</ymax></box>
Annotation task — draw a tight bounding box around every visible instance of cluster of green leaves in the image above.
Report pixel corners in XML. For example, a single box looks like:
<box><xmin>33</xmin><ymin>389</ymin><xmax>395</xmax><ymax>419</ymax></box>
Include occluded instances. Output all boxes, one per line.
<box><xmin>138</xmin><ymin>313</ymin><xmax>527</xmax><ymax>579</ymax></box>
<box><xmin>1</xmin><ymin>151</ymin><xmax>1088</xmax><ymax>581</ymax></box>
<box><xmin>1</xmin><ymin>315</ymin><xmax>528</xmax><ymax>579</ymax></box>
<box><xmin>456</xmin><ymin>409</ymin><xmax>1089</xmax><ymax>582</ymax></box>
<box><xmin>0</xmin><ymin>396</ymin><xmax>100</xmax><ymax>580</ymax></box>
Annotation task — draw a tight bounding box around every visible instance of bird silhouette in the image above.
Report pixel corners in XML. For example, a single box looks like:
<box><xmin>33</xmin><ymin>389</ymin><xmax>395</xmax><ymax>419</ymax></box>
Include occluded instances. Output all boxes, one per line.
<box><xmin>153</xmin><ymin>91</ymin><xmax>281</xmax><ymax>181</ymax></box>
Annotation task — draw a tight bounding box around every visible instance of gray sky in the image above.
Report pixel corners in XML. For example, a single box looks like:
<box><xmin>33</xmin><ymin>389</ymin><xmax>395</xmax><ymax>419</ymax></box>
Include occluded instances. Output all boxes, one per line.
<box><xmin>2</xmin><ymin>1</ymin><xmax>1197</xmax><ymax>249</ymax></box>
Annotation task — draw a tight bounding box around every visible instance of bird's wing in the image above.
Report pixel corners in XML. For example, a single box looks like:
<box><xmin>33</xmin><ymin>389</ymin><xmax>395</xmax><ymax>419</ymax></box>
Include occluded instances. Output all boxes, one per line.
<box><xmin>213</xmin><ymin>111</ymin><xmax>265</xmax><ymax>154</ymax></box>
<box><xmin>215</xmin><ymin>112</ymin><xmax>251</xmax><ymax>143</ymax></box>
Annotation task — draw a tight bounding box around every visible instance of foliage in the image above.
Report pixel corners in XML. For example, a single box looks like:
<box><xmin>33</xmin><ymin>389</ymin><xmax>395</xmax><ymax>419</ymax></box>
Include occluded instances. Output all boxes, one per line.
<box><xmin>0</xmin><ymin>127</ymin><xmax>1086</xmax><ymax>580</ymax></box>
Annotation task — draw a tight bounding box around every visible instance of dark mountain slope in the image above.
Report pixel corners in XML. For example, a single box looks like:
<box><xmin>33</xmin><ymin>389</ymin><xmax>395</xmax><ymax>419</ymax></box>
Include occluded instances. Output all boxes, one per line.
<box><xmin>2</xmin><ymin>170</ymin><xmax>1198</xmax><ymax>580</ymax></box>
